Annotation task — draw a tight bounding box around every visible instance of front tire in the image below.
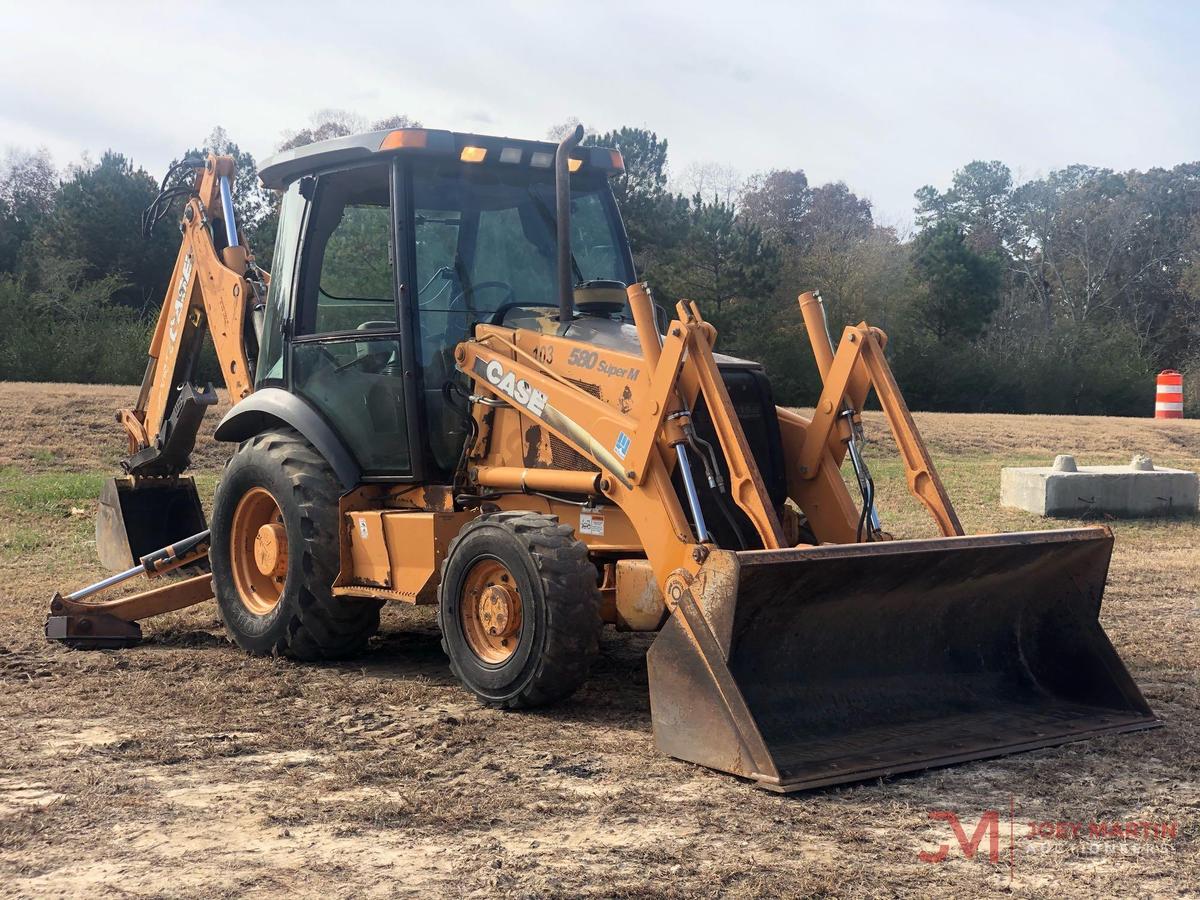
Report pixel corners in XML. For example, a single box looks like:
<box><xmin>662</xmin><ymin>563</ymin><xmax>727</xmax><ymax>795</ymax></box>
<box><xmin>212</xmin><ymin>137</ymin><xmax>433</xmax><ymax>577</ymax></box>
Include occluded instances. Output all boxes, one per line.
<box><xmin>438</xmin><ymin>511</ymin><xmax>602</xmax><ymax>708</ymax></box>
<box><xmin>210</xmin><ymin>428</ymin><xmax>380</xmax><ymax>660</ymax></box>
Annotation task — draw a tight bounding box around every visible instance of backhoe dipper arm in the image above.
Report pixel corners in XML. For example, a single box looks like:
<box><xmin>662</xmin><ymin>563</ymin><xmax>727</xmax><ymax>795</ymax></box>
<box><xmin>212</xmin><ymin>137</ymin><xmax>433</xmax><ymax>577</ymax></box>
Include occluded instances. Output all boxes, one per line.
<box><xmin>119</xmin><ymin>154</ymin><xmax>263</xmax><ymax>476</ymax></box>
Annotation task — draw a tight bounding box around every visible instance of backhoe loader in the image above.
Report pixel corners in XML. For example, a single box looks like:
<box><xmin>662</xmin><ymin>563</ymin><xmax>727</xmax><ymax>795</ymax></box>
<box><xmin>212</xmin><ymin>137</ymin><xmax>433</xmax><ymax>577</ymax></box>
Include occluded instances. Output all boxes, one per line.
<box><xmin>45</xmin><ymin>125</ymin><xmax>1157</xmax><ymax>791</ymax></box>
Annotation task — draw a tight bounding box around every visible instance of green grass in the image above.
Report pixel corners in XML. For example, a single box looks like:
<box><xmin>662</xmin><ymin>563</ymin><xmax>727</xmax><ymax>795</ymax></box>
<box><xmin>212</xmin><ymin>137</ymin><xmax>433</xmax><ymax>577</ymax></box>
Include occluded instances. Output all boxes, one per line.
<box><xmin>0</xmin><ymin>467</ymin><xmax>219</xmax><ymax>579</ymax></box>
<box><xmin>0</xmin><ymin>523</ymin><xmax>53</xmax><ymax>554</ymax></box>
<box><xmin>193</xmin><ymin>473</ymin><xmax>219</xmax><ymax>507</ymax></box>
<box><xmin>828</xmin><ymin>449</ymin><xmax>1198</xmax><ymax>544</ymax></box>
<box><xmin>0</xmin><ymin>466</ymin><xmax>105</xmax><ymax>515</ymax></box>
<box><xmin>0</xmin><ymin>468</ymin><xmax>214</xmax><ymax>513</ymax></box>
<box><xmin>0</xmin><ymin>450</ymin><xmax>1193</xmax><ymax>575</ymax></box>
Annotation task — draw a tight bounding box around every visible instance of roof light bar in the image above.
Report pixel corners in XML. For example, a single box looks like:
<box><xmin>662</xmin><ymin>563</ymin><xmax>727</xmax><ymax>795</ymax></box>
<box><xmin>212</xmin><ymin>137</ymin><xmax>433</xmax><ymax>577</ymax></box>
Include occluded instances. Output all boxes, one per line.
<box><xmin>370</xmin><ymin>130</ymin><xmax>621</xmax><ymax>174</ymax></box>
<box><xmin>379</xmin><ymin>129</ymin><xmax>429</xmax><ymax>150</ymax></box>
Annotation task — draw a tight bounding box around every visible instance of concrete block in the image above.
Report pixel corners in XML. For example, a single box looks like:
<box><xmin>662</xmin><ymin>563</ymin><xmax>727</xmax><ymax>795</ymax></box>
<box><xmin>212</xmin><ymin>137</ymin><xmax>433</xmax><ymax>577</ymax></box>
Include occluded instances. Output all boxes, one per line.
<box><xmin>1001</xmin><ymin>455</ymin><xmax>1198</xmax><ymax>517</ymax></box>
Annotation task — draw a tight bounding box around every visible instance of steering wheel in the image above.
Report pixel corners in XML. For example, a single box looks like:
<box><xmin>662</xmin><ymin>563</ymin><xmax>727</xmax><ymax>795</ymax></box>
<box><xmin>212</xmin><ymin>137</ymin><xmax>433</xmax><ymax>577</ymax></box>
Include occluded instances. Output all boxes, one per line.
<box><xmin>296</xmin><ymin>342</ymin><xmax>393</xmax><ymax>378</ymax></box>
<box><xmin>449</xmin><ymin>280</ymin><xmax>516</xmax><ymax>316</ymax></box>
<box><xmin>489</xmin><ymin>300</ymin><xmax>558</xmax><ymax>326</ymax></box>
<box><xmin>334</xmin><ymin>345</ymin><xmax>395</xmax><ymax>374</ymax></box>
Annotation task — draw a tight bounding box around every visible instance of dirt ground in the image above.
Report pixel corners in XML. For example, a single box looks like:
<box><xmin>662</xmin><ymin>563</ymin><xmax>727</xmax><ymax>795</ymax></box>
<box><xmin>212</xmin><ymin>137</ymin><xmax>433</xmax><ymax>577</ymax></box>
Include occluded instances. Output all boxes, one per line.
<box><xmin>0</xmin><ymin>381</ymin><xmax>1197</xmax><ymax>898</ymax></box>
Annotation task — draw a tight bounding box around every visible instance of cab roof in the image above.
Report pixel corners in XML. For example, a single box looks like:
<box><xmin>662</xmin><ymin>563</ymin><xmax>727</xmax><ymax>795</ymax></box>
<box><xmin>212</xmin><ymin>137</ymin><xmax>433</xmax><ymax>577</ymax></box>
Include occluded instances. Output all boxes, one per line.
<box><xmin>258</xmin><ymin>128</ymin><xmax>624</xmax><ymax>191</ymax></box>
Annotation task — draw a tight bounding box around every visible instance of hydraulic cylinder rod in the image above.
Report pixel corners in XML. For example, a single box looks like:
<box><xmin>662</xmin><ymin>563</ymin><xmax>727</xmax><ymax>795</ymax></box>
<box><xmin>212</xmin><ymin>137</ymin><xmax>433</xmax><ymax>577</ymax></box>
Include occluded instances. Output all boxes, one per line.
<box><xmin>219</xmin><ymin>175</ymin><xmax>238</xmax><ymax>248</ymax></box>
<box><xmin>64</xmin><ymin>529</ymin><xmax>211</xmax><ymax>602</ymax></box>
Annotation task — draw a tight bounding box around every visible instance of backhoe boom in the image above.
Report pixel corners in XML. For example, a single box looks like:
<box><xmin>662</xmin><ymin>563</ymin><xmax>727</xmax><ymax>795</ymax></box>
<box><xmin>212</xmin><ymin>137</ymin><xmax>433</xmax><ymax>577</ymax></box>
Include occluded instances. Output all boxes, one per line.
<box><xmin>120</xmin><ymin>154</ymin><xmax>263</xmax><ymax>476</ymax></box>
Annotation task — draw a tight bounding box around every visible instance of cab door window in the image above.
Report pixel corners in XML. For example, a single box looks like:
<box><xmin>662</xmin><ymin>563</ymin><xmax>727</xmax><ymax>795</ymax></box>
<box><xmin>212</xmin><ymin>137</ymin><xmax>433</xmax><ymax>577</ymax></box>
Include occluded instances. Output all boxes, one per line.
<box><xmin>291</xmin><ymin>164</ymin><xmax>409</xmax><ymax>474</ymax></box>
<box><xmin>294</xmin><ymin>165</ymin><xmax>395</xmax><ymax>336</ymax></box>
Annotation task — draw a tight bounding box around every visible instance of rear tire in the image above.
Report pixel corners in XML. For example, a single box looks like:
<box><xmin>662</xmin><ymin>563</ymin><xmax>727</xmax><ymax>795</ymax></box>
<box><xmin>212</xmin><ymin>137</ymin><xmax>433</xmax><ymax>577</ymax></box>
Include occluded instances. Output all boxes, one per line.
<box><xmin>210</xmin><ymin>428</ymin><xmax>380</xmax><ymax>660</ymax></box>
<box><xmin>438</xmin><ymin>511</ymin><xmax>602</xmax><ymax>708</ymax></box>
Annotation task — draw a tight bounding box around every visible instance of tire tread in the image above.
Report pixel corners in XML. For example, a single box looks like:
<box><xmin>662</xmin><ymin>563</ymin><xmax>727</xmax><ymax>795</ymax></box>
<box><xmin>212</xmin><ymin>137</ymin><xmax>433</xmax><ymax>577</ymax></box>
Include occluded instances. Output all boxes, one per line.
<box><xmin>214</xmin><ymin>428</ymin><xmax>380</xmax><ymax>660</ymax></box>
<box><xmin>438</xmin><ymin>511</ymin><xmax>601</xmax><ymax>709</ymax></box>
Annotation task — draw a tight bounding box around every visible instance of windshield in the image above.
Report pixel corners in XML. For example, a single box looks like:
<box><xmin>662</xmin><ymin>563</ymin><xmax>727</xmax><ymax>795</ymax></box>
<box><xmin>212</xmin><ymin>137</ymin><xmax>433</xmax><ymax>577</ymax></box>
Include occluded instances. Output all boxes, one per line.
<box><xmin>409</xmin><ymin>158</ymin><xmax>634</xmax><ymax>477</ymax></box>
<box><xmin>410</xmin><ymin>160</ymin><xmax>633</xmax><ymax>324</ymax></box>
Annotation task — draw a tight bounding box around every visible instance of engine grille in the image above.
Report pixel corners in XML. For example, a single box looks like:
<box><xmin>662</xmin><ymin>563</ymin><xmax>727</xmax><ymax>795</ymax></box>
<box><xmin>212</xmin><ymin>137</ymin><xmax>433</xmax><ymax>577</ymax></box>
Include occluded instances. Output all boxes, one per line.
<box><xmin>549</xmin><ymin>378</ymin><xmax>602</xmax><ymax>472</ymax></box>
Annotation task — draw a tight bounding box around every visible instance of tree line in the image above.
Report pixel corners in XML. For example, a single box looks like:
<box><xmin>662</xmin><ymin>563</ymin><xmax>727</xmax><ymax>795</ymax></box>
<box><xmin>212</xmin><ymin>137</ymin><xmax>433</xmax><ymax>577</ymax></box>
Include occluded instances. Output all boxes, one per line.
<box><xmin>1</xmin><ymin>110</ymin><xmax>1197</xmax><ymax>416</ymax></box>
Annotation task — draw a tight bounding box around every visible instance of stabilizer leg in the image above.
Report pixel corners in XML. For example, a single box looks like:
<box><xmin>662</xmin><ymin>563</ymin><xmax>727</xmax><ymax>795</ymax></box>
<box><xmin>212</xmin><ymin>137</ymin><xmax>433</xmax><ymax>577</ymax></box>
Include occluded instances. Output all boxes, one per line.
<box><xmin>46</xmin><ymin>531</ymin><xmax>214</xmax><ymax>650</ymax></box>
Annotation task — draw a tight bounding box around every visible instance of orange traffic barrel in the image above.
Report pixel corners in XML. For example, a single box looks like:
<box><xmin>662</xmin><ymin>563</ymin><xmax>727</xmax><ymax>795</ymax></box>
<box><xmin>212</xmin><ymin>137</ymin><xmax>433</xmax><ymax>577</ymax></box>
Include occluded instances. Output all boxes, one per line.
<box><xmin>1155</xmin><ymin>370</ymin><xmax>1183</xmax><ymax>419</ymax></box>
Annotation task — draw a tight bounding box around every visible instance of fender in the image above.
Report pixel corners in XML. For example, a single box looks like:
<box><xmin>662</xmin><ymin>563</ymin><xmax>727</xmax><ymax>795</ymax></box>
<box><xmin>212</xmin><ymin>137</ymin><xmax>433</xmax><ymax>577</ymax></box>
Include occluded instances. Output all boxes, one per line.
<box><xmin>214</xmin><ymin>388</ymin><xmax>361</xmax><ymax>489</ymax></box>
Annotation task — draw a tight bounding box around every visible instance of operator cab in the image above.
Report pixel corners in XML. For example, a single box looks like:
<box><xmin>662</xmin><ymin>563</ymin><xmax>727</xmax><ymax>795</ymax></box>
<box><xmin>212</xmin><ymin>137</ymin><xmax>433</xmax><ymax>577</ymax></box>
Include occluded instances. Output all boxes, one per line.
<box><xmin>256</xmin><ymin>128</ymin><xmax>635</xmax><ymax>481</ymax></box>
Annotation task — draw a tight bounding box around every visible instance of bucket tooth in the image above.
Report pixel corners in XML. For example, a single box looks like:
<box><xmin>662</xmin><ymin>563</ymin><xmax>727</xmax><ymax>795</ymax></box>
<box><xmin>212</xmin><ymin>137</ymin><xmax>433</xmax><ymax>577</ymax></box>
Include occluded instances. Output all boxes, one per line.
<box><xmin>647</xmin><ymin>529</ymin><xmax>1159</xmax><ymax>792</ymax></box>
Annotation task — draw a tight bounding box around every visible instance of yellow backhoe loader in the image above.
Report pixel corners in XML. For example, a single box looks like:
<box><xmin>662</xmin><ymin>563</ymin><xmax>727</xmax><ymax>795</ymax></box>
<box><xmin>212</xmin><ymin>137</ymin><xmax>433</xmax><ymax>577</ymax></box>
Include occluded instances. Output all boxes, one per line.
<box><xmin>46</xmin><ymin>125</ymin><xmax>1157</xmax><ymax>791</ymax></box>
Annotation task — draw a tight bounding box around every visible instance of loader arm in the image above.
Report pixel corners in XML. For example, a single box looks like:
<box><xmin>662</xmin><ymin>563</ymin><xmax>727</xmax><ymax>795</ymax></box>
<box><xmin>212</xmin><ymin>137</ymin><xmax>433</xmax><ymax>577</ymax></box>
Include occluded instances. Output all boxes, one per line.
<box><xmin>458</xmin><ymin>292</ymin><xmax>785</xmax><ymax>594</ymax></box>
<box><xmin>776</xmin><ymin>291</ymin><xmax>962</xmax><ymax>542</ymax></box>
<box><xmin>795</xmin><ymin>315</ymin><xmax>963</xmax><ymax>538</ymax></box>
<box><xmin>462</xmin><ymin>284</ymin><xmax>1155</xmax><ymax>793</ymax></box>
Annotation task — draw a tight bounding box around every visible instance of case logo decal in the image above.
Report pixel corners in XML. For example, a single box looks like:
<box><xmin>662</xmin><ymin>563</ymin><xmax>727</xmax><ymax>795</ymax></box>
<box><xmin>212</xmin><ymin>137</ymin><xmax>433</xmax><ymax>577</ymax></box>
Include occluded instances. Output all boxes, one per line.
<box><xmin>483</xmin><ymin>359</ymin><xmax>548</xmax><ymax>417</ymax></box>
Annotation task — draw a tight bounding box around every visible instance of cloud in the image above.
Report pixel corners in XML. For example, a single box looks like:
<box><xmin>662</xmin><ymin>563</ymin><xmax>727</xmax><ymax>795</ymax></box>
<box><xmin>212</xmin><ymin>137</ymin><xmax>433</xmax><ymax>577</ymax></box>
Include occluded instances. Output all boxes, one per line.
<box><xmin>1</xmin><ymin>0</ymin><xmax>1196</xmax><ymax>226</ymax></box>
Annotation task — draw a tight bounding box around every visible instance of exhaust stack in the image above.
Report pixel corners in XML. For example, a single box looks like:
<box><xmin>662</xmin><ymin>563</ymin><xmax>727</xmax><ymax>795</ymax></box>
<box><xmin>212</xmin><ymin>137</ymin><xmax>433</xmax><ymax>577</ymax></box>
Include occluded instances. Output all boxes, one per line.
<box><xmin>555</xmin><ymin>124</ymin><xmax>584</xmax><ymax>333</ymax></box>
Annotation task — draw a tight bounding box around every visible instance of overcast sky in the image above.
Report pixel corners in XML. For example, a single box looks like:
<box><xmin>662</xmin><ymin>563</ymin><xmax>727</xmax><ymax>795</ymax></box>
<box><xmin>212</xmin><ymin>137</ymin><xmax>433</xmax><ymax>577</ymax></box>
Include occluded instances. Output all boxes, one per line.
<box><xmin>3</xmin><ymin>0</ymin><xmax>1197</xmax><ymax>227</ymax></box>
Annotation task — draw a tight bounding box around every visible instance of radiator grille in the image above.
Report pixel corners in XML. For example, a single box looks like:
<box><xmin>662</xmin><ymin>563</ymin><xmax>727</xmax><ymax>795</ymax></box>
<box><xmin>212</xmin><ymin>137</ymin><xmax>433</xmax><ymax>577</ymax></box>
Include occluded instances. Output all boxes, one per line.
<box><xmin>566</xmin><ymin>378</ymin><xmax>602</xmax><ymax>398</ymax></box>
<box><xmin>550</xmin><ymin>378</ymin><xmax>602</xmax><ymax>471</ymax></box>
<box><xmin>549</xmin><ymin>435</ymin><xmax>599</xmax><ymax>471</ymax></box>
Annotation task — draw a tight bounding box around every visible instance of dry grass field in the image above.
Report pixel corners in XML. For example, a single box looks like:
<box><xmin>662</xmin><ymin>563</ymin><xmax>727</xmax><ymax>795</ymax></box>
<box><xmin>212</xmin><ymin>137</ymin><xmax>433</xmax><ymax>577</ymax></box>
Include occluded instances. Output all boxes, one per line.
<box><xmin>0</xmin><ymin>381</ymin><xmax>1197</xmax><ymax>898</ymax></box>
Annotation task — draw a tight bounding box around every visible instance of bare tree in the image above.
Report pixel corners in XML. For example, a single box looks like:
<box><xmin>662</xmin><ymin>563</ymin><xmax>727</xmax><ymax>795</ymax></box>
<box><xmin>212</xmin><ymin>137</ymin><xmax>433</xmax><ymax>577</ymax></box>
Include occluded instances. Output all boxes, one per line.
<box><xmin>1008</xmin><ymin>168</ymin><xmax>1155</xmax><ymax>333</ymax></box>
<box><xmin>672</xmin><ymin>161</ymin><xmax>741</xmax><ymax>206</ymax></box>
<box><xmin>279</xmin><ymin>110</ymin><xmax>421</xmax><ymax>151</ymax></box>
<box><xmin>546</xmin><ymin>118</ymin><xmax>588</xmax><ymax>142</ymax></box>
<box><xmin>0</xmin><ymin>146</ymin><xmax>58</xmax><ymax>220</ymax></box>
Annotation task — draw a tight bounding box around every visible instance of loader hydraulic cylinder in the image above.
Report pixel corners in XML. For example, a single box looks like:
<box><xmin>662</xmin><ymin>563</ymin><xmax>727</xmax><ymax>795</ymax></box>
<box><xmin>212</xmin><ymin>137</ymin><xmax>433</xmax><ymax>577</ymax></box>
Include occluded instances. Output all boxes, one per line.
<box><xmin>675</xmin><ymin>442</ymin><xmax>711</xmax><ymax>543</ymax></box>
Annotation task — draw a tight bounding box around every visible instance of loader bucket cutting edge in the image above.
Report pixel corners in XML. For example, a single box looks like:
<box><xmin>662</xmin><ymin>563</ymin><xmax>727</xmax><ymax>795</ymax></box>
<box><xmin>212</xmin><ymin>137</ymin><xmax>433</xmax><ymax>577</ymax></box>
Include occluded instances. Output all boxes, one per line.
<box><xmin>96</xmin><ymin>476</ymin><xmax>207</xmax><ymax>571</ymax></box>
<box><xmin>647</xmin><ymin>528</ymin><xmax>1159</xmax><ymax>792</ymax></box>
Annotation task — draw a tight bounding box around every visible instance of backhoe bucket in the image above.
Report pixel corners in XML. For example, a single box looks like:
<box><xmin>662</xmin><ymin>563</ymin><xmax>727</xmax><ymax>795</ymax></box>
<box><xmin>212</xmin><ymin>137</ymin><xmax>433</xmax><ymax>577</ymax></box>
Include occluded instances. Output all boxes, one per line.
<box><xmin>96</xmin><ymin>476</ymin><xmax>207</xmax><ymax>571</ymax></box>
<box><xmin>647</xmin><ymin>528</ymin><xmax>1157</xmax><ymax>792</ymax></box>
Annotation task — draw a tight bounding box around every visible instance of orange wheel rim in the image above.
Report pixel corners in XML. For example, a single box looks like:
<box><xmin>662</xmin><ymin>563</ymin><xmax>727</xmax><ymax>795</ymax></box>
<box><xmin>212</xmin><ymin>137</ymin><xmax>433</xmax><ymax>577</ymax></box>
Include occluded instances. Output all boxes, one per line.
<box><xmin>230</xmin><ymin>487</ymin><xmax>287</xmax><ymax>616</ymax></box>
<box><xmin>460</xmin><ymin>558</ymin><xmax>522</xmax><ymax>664</ymax></box>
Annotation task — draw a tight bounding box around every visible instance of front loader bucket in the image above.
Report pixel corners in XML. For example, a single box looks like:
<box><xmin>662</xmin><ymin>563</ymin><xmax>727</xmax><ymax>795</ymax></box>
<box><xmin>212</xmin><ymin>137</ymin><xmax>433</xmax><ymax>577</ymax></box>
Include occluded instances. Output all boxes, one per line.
<box><xmin>647</xmin><ymin>528</ymin><xmax>1158</xmax><ymax>792</ymax></box>
<box><xmin>96</xmin><ymin>476</ymin><xmax>207</xmax><ymax>571</ymax></box>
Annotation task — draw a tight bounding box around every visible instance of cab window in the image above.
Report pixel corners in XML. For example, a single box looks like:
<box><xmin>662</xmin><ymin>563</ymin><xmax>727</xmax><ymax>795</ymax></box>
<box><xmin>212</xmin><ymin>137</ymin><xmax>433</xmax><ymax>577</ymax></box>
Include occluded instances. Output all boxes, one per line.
<box><xmin>291</xmin><ymin>164</ymin><xmax>409</xmax><ymax>474</ymax></box>
<box><xmin>295</xmin><ymin>164</ymin><xmax>395</xmax><ymax>336</ymax></box>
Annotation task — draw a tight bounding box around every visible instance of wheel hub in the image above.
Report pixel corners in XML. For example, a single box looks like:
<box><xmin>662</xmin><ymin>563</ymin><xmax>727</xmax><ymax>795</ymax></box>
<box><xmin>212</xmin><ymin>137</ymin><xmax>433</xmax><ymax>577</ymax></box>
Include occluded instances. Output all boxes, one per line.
<box><xmin>229</xmin><ymin>487</ymin><xmax>287</xmax><ymax>616</ymax></box>
<box><xmin>478</xmin><ymin>584</ymin><xmax>519</xmax><ymax>638</ymax></box>
<box><xmin>253</xmin><ymin>523</ymin><xmax>288</xmax><ymax>577</ymax></box>
<box><xmin>461</xmin><ymin>560</ymin><xmax>523</xmax><ymax>664</ymax></box>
